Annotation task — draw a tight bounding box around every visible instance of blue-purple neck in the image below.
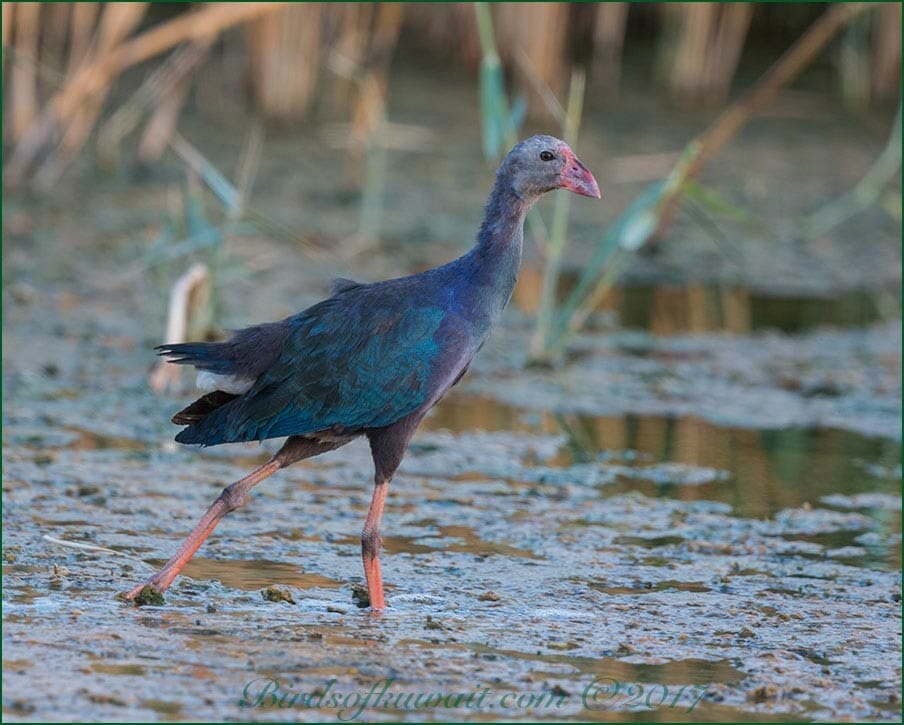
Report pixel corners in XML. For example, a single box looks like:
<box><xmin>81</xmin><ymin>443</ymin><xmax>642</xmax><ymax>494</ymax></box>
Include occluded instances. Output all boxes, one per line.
<box><xmin>476</xmin><ymin>178</ymin><xmax>531</xmax><ymax>252</ymax></box>
<box><xmin>472</xmin><ymin>178</ymin><xmax>531</xmax><ymax>267</ymax></box>
<box><xmin>452</xmin><ymin>178</ymin><xmax>533</xmax><ymax>329</ymax></box>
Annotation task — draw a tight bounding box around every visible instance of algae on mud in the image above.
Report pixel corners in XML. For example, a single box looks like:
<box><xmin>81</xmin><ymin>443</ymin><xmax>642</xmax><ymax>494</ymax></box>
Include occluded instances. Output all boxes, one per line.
<box><xmin>127</xmin><ymin>584</ymin><xmax>165</xmax><ymax>607</ymax></box>
<box><xmin>261</xmin><ymin>585</ymin><xmax>297</xmax><ymax>605</ymax></box>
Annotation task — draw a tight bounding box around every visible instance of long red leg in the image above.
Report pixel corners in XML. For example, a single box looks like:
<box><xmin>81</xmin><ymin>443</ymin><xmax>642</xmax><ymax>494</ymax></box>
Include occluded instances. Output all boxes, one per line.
<box><xmin>124</xmin><ymin>457</ymin><xmax>281</xmax><ymax>599</ymax></box>
<box><xmin>361</xmin><ymin>480</ymin><xmax>389</xmax><ymax>611</ymax></box>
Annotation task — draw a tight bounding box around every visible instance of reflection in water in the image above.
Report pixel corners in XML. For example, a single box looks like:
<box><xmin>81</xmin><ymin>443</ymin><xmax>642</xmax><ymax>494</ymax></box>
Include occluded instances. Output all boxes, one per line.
<box><xmin>139</xmin><ymin>699</ymin><xmax>183</xmax><ymax>720</ymax></box>
<box><xmin>90</xmin><ymin>663</ymin><xmax>147</xmax><ymax>677</ymax></box>
<box><xmin>463</xmin><ymin>643</ymin><xmax>745</xmax><ymax>685</ymax></box>
<box><xmin>587</xmin><ymin>578</ymin><xmax>711</xmax><ymax>595</ymax></box>
<box><xmin>427</xmin><ymin>395</ymin><xmax>901</xmax><ymax>569</ymax></box>
<box><xmin>514</xmin><ymin>268</ymin><xmax>885</xmax><ymax>334</ymax></box>
<box><xmin>335</xmin><ymin>524</ymin><xmax>539</xmax><ymax>560</ymax></box>
<box><xmin>396</xmin><ymin>639</ymin><xmax>751</xmax><ymax>722</ymax></box>
<box><xmin>178</xmin><ymin>557</ymin><xmax>341</xmax><ymax>591</ymax></box>
<box><xmin>63</xmin><ymin>428</ymin><xmax>146</xmax><ymax>452</ymax></box>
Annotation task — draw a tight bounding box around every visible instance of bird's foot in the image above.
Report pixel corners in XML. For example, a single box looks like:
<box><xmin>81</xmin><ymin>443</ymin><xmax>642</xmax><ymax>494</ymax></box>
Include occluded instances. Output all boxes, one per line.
<box><xmin>351</xmin><ymin>582</ymin><xmax>386</xmax><ymax>612</ymax></box>
<box><xmin>369</xmin><ymin>592</ymin><xmax>386</xmax><ymax>612</ymax></box>
<box><xmin>120</xmin><ymin>573</ymin><xmax>171</xmax><ymax>605</ymax></box>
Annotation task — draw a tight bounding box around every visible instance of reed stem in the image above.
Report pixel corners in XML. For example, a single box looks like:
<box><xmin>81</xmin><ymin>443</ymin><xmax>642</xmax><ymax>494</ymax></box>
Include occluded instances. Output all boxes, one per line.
<box><xmin>530</xmin><ymin>70</ymin><xmax>585</xmax><ymax>362</ymax></box>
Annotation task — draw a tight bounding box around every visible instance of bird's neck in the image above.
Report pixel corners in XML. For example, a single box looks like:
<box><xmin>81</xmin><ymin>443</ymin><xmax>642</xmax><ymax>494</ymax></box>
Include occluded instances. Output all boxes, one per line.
<box><xmin>456</xmin><ymin>179</ymin><xmax>533</xmax><ymax>326</ymax></box>
<box><xmin>474</xmin><ymin>179</ymin><xmax>531</xmax><ymax>261</ymax></box>
<box><xmin>468</xmin><ymin>175</ymin><xmax>534</xmax><ymax>280</ymax></box>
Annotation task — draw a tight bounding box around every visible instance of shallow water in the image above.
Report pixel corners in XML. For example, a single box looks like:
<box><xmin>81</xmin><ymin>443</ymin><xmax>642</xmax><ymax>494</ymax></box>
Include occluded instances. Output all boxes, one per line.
<box><xmin>514</xmin><ymin>271</ymin><xmax>888</xmax><ymax>335</ymax></box>
<box><xmin>429</xmin><ymin>396</ymin><xmax>901</xmax><ymax>569</ymax></box>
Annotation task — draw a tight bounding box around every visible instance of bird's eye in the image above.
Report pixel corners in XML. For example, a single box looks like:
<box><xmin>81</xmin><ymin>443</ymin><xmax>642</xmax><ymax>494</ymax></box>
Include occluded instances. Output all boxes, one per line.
<box><xmin>539</xmin><ymin>150</ymin><xmax>555</xmax><ymax>162</ymax></box>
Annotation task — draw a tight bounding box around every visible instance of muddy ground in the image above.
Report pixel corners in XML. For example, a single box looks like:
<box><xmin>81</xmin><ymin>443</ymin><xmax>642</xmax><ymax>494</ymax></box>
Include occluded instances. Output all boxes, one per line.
<box><xmin>3</xmin><ymin>59</ymin><xmax>902</xmax><ymax>722</ymax></box>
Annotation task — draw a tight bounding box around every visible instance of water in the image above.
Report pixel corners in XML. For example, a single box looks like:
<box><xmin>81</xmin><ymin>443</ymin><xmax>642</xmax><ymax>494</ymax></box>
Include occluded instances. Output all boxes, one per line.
<box><xmin>180</xmin><ymin>558</ymin><xmax>343</xmax><ymax>592</ymax></box>
<box><xmin>513</xmin><ymin>270</ymin><xmax>891</xmax><ymax>335</ymax></box>
<box><xmin>428</xmin><ymin>396</ymin><xmax>901</xmax><ymax>568</ymax></box>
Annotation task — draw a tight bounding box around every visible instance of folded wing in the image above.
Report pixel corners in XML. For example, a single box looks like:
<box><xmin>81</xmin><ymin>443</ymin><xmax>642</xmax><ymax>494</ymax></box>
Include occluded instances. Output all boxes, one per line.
<box><xmin>164</xmin><ymin>289</ymin><xmax>447</xmax><ymax>446</ymax></box>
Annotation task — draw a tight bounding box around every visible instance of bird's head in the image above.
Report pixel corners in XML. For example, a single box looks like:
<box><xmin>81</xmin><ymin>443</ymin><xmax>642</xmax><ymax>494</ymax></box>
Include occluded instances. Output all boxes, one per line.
<box><xmin>501</xmin><ymin>135</ymin><xmax>601</xmax><ymax>201</ymax></box>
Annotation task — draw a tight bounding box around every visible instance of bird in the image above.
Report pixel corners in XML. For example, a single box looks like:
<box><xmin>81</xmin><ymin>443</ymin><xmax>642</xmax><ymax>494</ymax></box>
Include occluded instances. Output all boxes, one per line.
<box><xmin>124</xmin><ymin>135</ymin><xmax>600</xmax><ymax>610</ymax></box>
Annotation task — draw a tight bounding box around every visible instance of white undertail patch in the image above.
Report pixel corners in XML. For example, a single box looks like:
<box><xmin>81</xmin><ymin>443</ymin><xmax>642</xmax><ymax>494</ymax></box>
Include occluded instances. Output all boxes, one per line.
<box><xmin>196</xmin><ymin>371</ymin><xmax>254</xmax><ymax>395</ymax></box>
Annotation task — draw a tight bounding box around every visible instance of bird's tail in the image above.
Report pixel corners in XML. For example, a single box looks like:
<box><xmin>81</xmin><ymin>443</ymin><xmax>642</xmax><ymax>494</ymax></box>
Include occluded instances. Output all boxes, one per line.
<box><xmin>156</xmin><ymin>342</ymin><xmax>235</xmax><ymax>374</ymax></box>
<box><xmin>171</xmin><ymin>390</ymin><xmax>239</xmax><ymax>426</ymax></box>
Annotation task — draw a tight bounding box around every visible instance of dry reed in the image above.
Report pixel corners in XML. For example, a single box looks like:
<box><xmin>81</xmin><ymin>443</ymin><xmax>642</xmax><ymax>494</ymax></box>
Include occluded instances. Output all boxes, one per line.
<box><xmin>5</xmin><ymin>2</ymin><xmax>283</xmax><ymax>188</ymax></box>
<box><xmin>649</xmin><ymin>2</ymin><xmax>875</xmax><ymax>245</ymax></box>
<box><xmin>2</xmin><ymin>2</ymin><xmax>898</xmax><ymax>191</ymax></box>
<box><xmin>404</xmin><ymin>4</ymin><xmax>481</xmax><ymax>70</ymax></box>
<box><xmin>871</xmin><ymin>3</ymin><xmax>902</xmax><ymax>103</ymax></box>
<box><xmin>2</xmin><ymin>3</ymin><xmax>13</xmax><ymax>72</ymax></box>
<box><xmin>248</xmin><ymin>4</ymin><xmax>322</xmax><ymax>121</ymax></box>
<box><xmin>496</xmin><ymin>3</ymin><xmax>570</xmax><ymax>110</ymax></box>
<box><xmin>7</xmin><ymin>2</ymin><xmax>41</xmax><ymax>142</ymax></box>
<box><xmin>592</xmin><ymin>3</ymin><xmax>629</xmax><ymax>99</ymax></box>
<box><xmin>67</xmin><ymin>3</ymin><xmax>101</xmax><ymax>77</ymax></box>
<box><xmin>657</xmin><ymin>3</ymin><xmax>752</xmax><ymax>105</ymax></box>
<box><xmin>42</xmin><ymin>4</ymin><xmax>71</xmax><ymax>69</ymax></box>
<box><xmin>35</xmin><ymin>3</ymin><xmax>150</xmax><ymax>187</ymax></box>
<box><xmin>96</xmin><ymin>37</ymin><xmax>212</xmax><ymax>167</ymax></box>
<box><xmin>136</xmin><ymin>44</ymin><xmax>208</xmax><ymax>164</ymax></box>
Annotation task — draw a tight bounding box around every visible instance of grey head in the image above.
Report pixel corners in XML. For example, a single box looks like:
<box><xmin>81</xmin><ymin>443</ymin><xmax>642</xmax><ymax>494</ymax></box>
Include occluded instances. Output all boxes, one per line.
<box><xmin>498</xmin><ymin>134</ymin><xmax>601</xmax><ymax>201</ymax></box>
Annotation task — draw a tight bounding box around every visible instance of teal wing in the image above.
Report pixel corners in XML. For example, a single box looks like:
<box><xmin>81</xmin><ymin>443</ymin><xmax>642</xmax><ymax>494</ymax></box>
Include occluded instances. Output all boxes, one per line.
<box><xmin>174</xmin><ymin>292</ymin><xmax>448</xmax><ymax>445</ymax></box>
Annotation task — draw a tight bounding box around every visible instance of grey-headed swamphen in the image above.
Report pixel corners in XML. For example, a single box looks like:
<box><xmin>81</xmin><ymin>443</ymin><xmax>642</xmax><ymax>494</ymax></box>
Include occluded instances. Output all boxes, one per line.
<box><xmin>125</xmin><ymin>135</ymin><xmax>600</xmax><ymax>610</ymax></box>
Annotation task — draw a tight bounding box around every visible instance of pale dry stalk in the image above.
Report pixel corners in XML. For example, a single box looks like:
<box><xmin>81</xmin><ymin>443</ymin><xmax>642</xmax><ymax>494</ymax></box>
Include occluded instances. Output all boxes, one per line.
<box><xmin>5</xmin><ymin>2</ymin><xmax>284</xmax><ymax>187</ymax></box>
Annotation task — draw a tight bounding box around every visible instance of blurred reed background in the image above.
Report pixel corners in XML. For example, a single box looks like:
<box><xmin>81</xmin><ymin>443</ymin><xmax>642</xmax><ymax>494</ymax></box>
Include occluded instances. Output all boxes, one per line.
<box><xmin>2</xmin><ymin>2</ymin><xmax>900</xmax><ymax>366</ymax></box>
<box><xmin>3</xmin><ymin>2</ymin><xmax>900</xmax><ymax>189</ymax></box>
